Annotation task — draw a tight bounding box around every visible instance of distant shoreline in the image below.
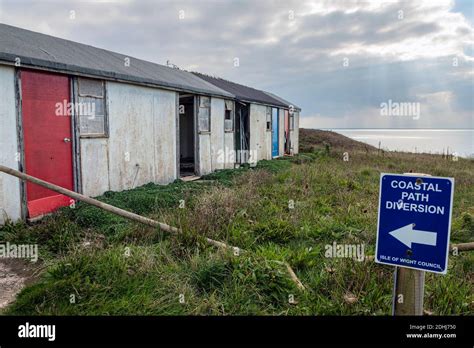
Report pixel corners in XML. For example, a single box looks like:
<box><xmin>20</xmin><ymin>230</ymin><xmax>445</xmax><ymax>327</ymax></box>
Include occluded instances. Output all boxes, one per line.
<box><xmin>319</xmin><ymin>128</ymin><xmax>474</xmax><ymax>159</ymax></box>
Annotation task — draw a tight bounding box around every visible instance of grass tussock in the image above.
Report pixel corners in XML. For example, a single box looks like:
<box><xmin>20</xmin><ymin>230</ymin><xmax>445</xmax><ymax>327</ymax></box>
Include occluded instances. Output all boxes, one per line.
<box><xmin>1</xmin><ymin>129</ymin><xmax>473</xmax><ymax>315</ymax></box>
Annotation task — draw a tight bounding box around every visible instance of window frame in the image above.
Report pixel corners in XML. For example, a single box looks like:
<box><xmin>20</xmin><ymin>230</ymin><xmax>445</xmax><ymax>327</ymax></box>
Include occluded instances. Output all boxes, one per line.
<box><xmin>76</xmin><ymin>78</ymin><xmax>109</xmax><ymax>138</ymax></box>
<box><xmin>198</xmin><ymin>96</ymin><xmax>211</xmax><ymax>133</ymax></box>
<box><xmin>224</xmin><ymin>100</ymin><xmax>234</xmax><ymax>132</ymax></box>
<box><xmin>266</xmin><ymin>106</ymin><xmax>272</xmax><ymax>131</ymax></box>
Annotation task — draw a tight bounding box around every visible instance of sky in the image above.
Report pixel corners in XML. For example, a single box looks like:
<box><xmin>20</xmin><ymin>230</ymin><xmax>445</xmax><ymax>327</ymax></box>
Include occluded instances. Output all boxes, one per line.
<box><xmin>0</xmin><ymin>0</ymin><xmax>472</xmax><ymax>129</ymax></box>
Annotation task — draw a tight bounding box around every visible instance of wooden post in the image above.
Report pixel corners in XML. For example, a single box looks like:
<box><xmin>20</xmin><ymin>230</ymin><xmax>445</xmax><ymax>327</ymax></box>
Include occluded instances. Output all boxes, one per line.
<box><xmin>391</xmin><ymin>172</ymin><xmax>431</xmax><ymax>316</ymax></box>
<box><xmin>393</xmin><ymin>267</ymin><xmax>425</xmax><ymax>315</ymax></box>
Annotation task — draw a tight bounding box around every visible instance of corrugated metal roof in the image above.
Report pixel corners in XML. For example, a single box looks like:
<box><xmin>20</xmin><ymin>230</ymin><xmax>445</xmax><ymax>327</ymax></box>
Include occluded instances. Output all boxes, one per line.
<box><xmin>262</xmin><ymin>90</ymin><xmax>301</xmax><ymax>111</ymax></box>
<box><xmin>192</xmin><ymin>72</ymin><xmax>289</xmax><ymax>108</ymax></box>
<box><xmin>0</xmin><ymin>24</ymin><xmax>233</xmax><ymax>98</ymax></box>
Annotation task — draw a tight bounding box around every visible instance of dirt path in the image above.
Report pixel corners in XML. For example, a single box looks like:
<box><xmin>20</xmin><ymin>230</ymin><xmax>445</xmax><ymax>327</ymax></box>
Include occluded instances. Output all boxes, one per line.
<box><xmin>0</xmin><ymin>258</ymin><xmax>39</xmax><ymax>310</ymax></box>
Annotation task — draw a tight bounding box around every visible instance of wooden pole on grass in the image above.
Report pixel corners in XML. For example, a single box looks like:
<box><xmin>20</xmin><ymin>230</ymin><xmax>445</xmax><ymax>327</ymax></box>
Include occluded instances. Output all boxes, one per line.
<box><xmin>0</xmin><ymin>165</ymin><xmax>306</xmax><ymax>291</ymax></box>
<box><xmin>0</xmin><ymin>165</ymin><xmax>179</xmax><ymax>234</ymax></box>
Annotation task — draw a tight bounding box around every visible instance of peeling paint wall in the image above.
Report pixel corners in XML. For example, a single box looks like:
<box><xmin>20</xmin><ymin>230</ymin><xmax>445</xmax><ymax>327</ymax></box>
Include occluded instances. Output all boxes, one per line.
<box><xmin>0</xmin><ymin>66</ymin><xmax>21</xmax><ymax>224</ymax></box>
<box><xmin>224</xmin><ymin>130</ymin><xmax>234</xmax><ymax>169</ymax></box>
<box><xmin>198</xmin><ymin>97</ymin><xmax>235</xmax><ymax>175</ymax></box>
<box><xmin>290</xmin><ymin>111</ymin><xmax>300</xmax><ymax>154</ymax></box>
<box><xmin>210</xmin><ymin>97</ymin><xmax>225</xmax><ymax>171</ymax></box>
<box><xmin>198</xmin><ymin>133</ymin><xmax>211</xmax><ymax>175</ymax></box>
<box><xmin>81</xmin><ymin>81</ymin><xmax>177</xmax><ymax>196</ymax></box>
<box><xmin>80</xmin><ymin>138</ymin><xmax>110</xmax><ymax>197</ymax></box>
<box><xmin>249</xmin><ymin>103</ymin><xmax>271</xmax><ymax>162</ymax></box>
<box><xmin>153</xmin><ymin>90</ymin><xmax>177</xmax><ymax>183</ymax></box>
<box><xmin>279</xmin><ymin>108</ymin><xmax>285</xmax><ymax>156</ymax></box>
<box><xmin>295</xmin><ymin>111</ymin><xmax>300</xmax><ymax>154</ymax></box>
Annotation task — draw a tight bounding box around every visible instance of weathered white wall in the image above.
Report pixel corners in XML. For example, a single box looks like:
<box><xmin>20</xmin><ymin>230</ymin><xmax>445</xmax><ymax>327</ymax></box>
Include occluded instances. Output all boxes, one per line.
<box><xmin>279</xmin><ymin>108</ymin><xmax>285</xmax><ymax>156</ymax></box>
<box><xmin>249</xmin><ymin>103</ymin><xmax>271</xmax><ymax>162</ymax></box>
<box><xmin>290</xmin><ymin>111</ymin><xmax>300</xmax><ymax>154</ymax></box>
<box><xmin>295</xmin><ymin>111</ymin><xmax>300</xmax><ymax>154</ymax></box>
<box><xmin>0</xmin><ymin>66</ymin><xmax>22</xmax><ymax>224</ymax></box>
<box><xmin>210</xmin><ymin>97</ymin><xmax>225</xmax><ymax>171</ymax></box>
<box><xmin>198</xmin><ymin>133</ymin><xmax>211</xmax><ymax>175</ymax></box>
<box><xmin>81</xmin><ymin>81</ymin><xmax>177</xmax><ymax>196</ymax></box>
<box><xmin>153</xmin><ymin>91</ymin><xmax>177</xmax><ymax>183</ymax></box>
<box><xmin>265</xmin><ymin>122</ymin><xmax>272</xmax><ymax>160</ymax></box>
<box><xmin>224</xmin><ymin>130</ymin><xmax>234</xmax><ymax>169</ymax></box>
<box><xmin>218</xmin><ymin>98</ymin><xmax>236</xmax><ymax>170</ymax></box>
<box><xmin>198</xmin><ymin>97</ymin><xmax>235</xmax><ymax>174</ymax></box>
<box><xmin>80</xmin><ymin>139</ymin><xmax>110</xmax><ymax>197</ymax></box>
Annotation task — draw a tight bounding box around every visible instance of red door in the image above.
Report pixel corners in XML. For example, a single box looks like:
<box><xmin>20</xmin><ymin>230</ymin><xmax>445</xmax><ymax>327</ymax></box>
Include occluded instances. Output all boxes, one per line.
<box><xmin>21</xmin><ymin>70</ymin><xmax>74</xmax><ymax>218</ymax></box>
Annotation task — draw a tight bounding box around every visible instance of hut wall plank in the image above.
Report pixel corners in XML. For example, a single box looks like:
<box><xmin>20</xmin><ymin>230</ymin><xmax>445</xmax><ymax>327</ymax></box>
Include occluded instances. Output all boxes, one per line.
<box><xmin>105</xmin><ymin>81</ymin><xmax>177</xmax><ymax>192</ymax></box>
<box><xmin>224</xmin><ymin>131</ymin><xmax>235</xmax><ymax>169</ymax></box>
<box><xmin>279</xmin><ymin>108</ymin><xmax>285</xmax><ymax>156</ymax></box>
<box><xmin>210</xmin><ymin>97</ymin><xmax>225</xmax><ymax>171</ymax></box>
<box><xmin>290</xmin><ymin>111</ymin><xmax>300</xmax><ymax>154</ymax></box>
<box><xmin>198</xmin><ymin>134</ymin><xmax>212</xmax><ymax>175</ymax></box>
<box><xmin>250</xmin><ymin>103</ymin><xmax>270</xmax><ymax>162</ymax></box>
<box><xmin>80</xmin><ymin>138</ymin><xmax>110</xmax><ymax>197</ymax></box>
<box><xmin>0</xmin><ymin>66</ymin><xmax>21</xmax><ymax>224</ymax></box>
<box><xmin>153</xmin><ymin>91</ymin><xmax>177</xmax><ymax>183</ymax></box>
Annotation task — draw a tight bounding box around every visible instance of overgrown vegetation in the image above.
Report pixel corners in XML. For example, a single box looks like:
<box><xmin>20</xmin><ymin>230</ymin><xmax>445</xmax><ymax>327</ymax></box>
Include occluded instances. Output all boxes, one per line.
<box><xmin>1</xmin><ymin>130</ymin><xmax>473</xmax><ymax>315</ymax></box>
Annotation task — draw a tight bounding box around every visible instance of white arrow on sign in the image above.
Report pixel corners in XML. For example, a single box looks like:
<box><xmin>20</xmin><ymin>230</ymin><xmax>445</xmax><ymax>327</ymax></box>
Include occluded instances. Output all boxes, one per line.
<box><xmin>389</xmin><ymin>223</ymin><xmax>437</xmax><ymax>248</ymax></box>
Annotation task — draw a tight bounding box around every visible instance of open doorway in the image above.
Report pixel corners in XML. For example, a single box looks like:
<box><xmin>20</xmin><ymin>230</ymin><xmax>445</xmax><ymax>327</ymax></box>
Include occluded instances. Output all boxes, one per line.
<box><xmin>284</xmin><ymin>109</ymin><xmax>291</xmax><ymax>154</ymax></box>
<box><xmin>179</xmin><ymin>94</ymin><xmax>196</xmax><ymax>176</ymax></box>
<box><xmin>235</xmin><ymin>102</ymin><xmax>250</xmax><ymax>164</ymax></box>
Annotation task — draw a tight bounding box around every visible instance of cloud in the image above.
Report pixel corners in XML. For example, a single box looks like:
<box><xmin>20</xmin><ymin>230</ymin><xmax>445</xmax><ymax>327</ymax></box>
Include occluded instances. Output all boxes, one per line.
<box><xmin>0</xmin><ymin>0</ymin><xmax>472</xmax><ymax>129</ymax></box>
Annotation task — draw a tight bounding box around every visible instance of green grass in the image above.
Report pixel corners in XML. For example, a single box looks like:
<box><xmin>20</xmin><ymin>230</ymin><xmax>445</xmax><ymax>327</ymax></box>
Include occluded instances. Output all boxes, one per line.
<box><xmin>1</xmin><ymin>143</ymin><xmax>473</xmax><ymax>315</ymax></box>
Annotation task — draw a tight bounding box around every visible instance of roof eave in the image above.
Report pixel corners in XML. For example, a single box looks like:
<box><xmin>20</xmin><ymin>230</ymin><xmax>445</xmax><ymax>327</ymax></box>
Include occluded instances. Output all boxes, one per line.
<box><xmin>0</xmin><ymin>54</ymin><xmax>234</xmax><ymax>99</ymax></box>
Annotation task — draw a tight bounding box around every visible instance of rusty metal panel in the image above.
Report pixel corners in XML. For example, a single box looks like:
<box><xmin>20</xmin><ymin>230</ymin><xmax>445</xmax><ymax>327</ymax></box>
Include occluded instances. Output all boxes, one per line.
<box><xmin>0</xmin><ymin>66</ymin><xmax>21</xmax><ymax>224</ymax></box>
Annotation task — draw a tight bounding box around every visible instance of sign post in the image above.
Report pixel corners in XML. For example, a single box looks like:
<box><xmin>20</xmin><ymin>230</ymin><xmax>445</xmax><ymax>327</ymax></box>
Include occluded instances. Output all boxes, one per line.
<box><xmin>375</xmin><ymin>173</ymin><xmax>454</xmax><ymax>315</ymax></box>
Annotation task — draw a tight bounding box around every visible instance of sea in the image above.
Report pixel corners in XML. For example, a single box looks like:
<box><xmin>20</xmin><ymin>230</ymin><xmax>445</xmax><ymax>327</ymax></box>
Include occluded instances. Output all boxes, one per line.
<box><xmin>326</xmin><ymin>129</ymin><xmax>474</xmax><ymax>159</ymax></box>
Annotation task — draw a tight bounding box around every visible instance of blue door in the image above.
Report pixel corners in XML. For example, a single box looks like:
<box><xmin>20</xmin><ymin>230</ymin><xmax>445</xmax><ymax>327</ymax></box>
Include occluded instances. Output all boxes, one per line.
<box><xmin>272</xmin><ymin>108</ymin><xmax>279</xmax><ymax>157</ymax></box>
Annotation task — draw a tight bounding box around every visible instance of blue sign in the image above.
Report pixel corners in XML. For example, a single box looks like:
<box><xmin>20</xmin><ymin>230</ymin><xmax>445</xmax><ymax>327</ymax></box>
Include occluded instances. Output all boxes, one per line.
<box><xmin>375</xmin><ymin>173</ymin><xmax>454</xmax><ymax>274</ymax></box>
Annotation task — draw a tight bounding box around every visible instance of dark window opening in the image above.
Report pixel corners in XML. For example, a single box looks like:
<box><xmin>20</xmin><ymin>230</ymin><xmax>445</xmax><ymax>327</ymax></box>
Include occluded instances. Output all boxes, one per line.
<box><xmin>179</xmin><ymin>94</ymin><xmax>196</xmax><ymax>176</ymax></box>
